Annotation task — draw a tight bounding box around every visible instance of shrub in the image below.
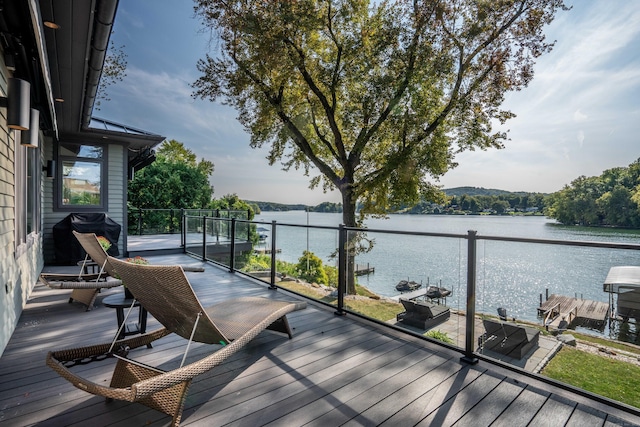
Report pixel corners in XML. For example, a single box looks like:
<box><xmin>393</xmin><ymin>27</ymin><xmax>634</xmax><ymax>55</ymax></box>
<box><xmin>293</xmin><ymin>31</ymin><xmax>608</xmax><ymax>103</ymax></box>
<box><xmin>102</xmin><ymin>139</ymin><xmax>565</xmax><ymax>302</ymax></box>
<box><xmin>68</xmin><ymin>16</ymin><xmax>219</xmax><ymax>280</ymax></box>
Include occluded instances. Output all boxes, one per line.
<box><xmin>425</xmin><ymin>330</ymin><xmax>453</xmax><ymax>344</ymax></box>
<box><xmin>296</xmin><ymin>251</ymin><xmax>329</xmax><ymax>285</ymax></box>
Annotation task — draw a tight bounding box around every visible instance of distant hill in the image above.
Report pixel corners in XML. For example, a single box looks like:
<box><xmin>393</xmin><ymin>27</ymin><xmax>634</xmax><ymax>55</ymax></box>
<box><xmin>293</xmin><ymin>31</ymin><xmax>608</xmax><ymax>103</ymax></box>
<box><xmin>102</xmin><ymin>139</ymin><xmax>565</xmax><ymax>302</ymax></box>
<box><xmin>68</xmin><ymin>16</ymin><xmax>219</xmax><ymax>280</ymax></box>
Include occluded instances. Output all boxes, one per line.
<box><xmin>247</xmin><ymin>201</ymin><xmax>342</xmax><ymax>213</ymax></box>
<box><xmin>443</xmin><ymin>187</ymin><xmax>545</xmax><ymax>197</ymax></box>
<box><xmin>249</xmin><ymin>187</ymin><xmax>547</xmax><ymax>212</ymax></box>
<box><xmin>247</xmin><ymin>201</ymin><xmax>309</xmax><ymax>211</ymax></box>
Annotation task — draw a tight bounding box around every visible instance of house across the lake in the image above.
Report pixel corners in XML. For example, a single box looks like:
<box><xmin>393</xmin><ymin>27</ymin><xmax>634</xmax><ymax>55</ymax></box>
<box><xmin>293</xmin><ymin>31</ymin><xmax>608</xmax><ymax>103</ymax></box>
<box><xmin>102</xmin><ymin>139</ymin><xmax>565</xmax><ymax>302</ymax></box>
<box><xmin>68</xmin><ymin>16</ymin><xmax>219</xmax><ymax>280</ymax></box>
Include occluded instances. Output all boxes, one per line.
<box><xmin>0</xmin><ymin>1</ymin><xmax>164</xmax><ymax>355</ymax></box>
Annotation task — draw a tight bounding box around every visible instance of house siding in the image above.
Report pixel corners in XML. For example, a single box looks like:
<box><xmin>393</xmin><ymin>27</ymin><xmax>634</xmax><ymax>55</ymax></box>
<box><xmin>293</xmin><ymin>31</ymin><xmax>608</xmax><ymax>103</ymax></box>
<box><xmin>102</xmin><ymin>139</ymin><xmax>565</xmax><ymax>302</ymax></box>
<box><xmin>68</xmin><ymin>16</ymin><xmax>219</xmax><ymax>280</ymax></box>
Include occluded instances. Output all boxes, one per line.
<box><xmin>0</xmin><ymin>63</ymin><xmax>44</xmax><ymax>356</ymax></box>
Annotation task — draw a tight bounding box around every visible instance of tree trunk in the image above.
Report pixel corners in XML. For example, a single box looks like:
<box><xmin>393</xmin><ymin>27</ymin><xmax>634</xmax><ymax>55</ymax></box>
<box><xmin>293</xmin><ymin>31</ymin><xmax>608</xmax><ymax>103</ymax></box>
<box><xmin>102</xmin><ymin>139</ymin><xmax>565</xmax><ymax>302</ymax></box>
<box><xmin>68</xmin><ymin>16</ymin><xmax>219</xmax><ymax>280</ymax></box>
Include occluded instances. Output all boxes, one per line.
<box><xmin>341</xmin><ymin>185</ymin><xmax>357</xmax><ymax>295</ymax></box>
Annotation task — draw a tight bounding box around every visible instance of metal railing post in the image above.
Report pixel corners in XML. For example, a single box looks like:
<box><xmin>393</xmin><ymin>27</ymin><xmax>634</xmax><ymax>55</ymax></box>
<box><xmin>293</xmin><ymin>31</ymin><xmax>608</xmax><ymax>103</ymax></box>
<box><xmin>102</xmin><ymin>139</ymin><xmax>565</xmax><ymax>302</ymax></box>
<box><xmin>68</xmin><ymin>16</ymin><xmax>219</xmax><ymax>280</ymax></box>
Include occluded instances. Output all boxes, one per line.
<box><xmin>229</xmin><ymin>218</ymin><xmax>236</xmax><ymax>272</ymax></box>
<box><xmin>181</xmin><ymin>213</ymin><xmax>185</xmax><ymax>252</ymax></box>
<box><xmin>180</xmin><ymin>209</ymin><xmax>185</xmax><ymax>249</ymax></box>
<box><xmin>462</xmin><ymin>230</ymin><xmax>479</xmax><ymax>364</ymax></box>
<box><xmin>269</xmin><ymin>220</ymin><xmax>277</xmax><ymax>290</ymax></box>
<box><xmin>202</xmin><ymin>216</ymin><xmax>207</xmax><ymax>262</ymax></box>
<box><xmin>335</xmin><ymin>224</ymin><xmax>347</xmax><ymax>316</ymax></box>
<box><xmin>137</xmin><ymin>209</ymin><xmax>143</xmax><ymax>235</ymax></box>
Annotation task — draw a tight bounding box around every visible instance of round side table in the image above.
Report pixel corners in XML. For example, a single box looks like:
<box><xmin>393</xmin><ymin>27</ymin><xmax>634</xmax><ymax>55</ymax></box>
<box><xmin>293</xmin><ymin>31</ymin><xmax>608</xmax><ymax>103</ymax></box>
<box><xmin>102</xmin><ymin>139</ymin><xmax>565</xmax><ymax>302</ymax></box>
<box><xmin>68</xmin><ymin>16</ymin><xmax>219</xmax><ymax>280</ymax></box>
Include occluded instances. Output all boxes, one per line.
<box><xmin>103</xmin><ymin>293</ymin><xmax>151</xmax><ymax>347</ymax></box>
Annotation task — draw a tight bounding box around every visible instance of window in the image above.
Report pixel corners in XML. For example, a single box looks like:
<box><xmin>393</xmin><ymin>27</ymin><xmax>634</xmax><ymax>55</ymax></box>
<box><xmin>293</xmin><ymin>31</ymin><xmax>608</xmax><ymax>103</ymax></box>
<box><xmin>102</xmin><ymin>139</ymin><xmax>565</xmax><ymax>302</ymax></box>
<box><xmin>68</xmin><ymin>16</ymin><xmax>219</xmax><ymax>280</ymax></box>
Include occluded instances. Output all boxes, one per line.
<box><xmin>56</xmin><ymin>142</ymin><xmax>107</xmax><ymax>210</ymax></box>
<box><xmin>15</xmin><ymin>133</ymin><xmax>40</xmax><ymax>251</ymax></box>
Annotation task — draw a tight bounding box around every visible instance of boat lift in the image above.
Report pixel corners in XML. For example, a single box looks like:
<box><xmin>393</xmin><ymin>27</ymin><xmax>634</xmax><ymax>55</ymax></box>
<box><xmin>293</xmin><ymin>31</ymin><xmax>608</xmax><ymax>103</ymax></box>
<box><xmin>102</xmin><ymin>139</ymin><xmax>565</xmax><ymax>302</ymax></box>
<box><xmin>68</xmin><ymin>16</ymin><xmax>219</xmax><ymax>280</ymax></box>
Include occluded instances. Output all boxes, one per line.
<box><xmin>604</xmin><ymin>266</ymin><xmax>640</xmax><ymax>323</ymax></box>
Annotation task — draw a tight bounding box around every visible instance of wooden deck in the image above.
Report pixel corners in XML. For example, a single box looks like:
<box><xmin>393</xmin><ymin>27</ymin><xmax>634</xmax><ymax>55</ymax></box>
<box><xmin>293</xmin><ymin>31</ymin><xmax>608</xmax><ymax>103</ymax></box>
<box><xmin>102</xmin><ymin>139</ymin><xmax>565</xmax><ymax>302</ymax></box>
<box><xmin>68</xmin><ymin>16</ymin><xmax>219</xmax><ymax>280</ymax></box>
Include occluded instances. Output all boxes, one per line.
<box><xmin>1</xmin><ymin>254</ymin><xmax>638</xmax><ymax>426</ymax></box>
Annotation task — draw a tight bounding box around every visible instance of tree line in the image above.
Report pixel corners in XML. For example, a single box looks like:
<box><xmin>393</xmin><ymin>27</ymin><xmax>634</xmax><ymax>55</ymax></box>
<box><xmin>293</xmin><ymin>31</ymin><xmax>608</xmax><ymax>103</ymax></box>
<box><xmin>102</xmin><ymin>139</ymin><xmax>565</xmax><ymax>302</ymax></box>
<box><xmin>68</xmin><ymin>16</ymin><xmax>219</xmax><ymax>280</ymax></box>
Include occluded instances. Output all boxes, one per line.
<box><xmin>248</xmin><ymin>201</ymin><xmax>343</xmax><ymax>213</ymax></box>
<box><xmin>545</xmin><ymin>159</ymin><xmax>640</xmax><ymax>227</ymax></box>
<box><xmin>401</xmin><ymin>192</ymin><xmax>547</xmax><ymax>215</ymax></box>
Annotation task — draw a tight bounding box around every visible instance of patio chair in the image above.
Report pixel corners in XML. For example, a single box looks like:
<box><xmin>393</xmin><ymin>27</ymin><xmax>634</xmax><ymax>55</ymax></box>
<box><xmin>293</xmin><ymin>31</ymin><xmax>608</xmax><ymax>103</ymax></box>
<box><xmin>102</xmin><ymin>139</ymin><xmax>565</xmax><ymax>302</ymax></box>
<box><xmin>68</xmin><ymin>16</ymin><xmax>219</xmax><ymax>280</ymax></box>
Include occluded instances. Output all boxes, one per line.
<box><xmin>40</xmin><ymin>232</ymin><xmax>206</xmax><ymax>309</ymax></box>
<box><xmin>46</xmin><ymin>257</ymin><xmax>306</xmax><ymax>426</ymax></box>
<box><xmin>39</xmin><ymin>231</ymin><xmax>123</xmax><ymax>310</ymax></box>
<box><xmin>478</xmin><ymin>318</ymin><xmax>540</xmax><ymax>359</ymax></box>
<box><xmin>396</xmin><ymin>298</ymin><xmax>450</xmax><ymax>330</ymax></box>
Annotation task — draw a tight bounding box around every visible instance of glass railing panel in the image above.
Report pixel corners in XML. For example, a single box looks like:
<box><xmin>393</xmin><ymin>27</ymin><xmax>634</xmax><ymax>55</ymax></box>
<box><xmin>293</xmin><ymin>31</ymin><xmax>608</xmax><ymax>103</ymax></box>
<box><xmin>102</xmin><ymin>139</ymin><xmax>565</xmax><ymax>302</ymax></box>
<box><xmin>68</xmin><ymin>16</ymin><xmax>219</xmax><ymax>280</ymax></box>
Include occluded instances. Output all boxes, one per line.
<box><xmin>235</xmin><ymin>221</ymin><xmax>273</xmax><ymax>285</ymax></box>
<box><xmin>204</xmin><ymin>217</ymin><xmax>231</xmax><ymax>267</ymax></box>
<box><xmin>346</xmin><ymin>228</ymin><xmax>467</xmax><ymax>350</ymax></box>
<box><xmin>476</xmin><ymin>238</ymin><xmax>640</xmax><ymax>410</ymax></box>
<box><xmin>231</xmin><ymin>219</ymin><xmax>259</xmax><ymax>278</ymax></box>
<box><xmin>128</xmin><ymin>208</ymin><xmax>249</xmax><ymax>236</ymax></box>
<box><xmin>183</xmin><ymin>215</ymin><xmax>204</xmax><ymax>258</ymax></box>
<box><xmin>267</xmin><ymin>223</ymin><xmax>340</xmax><ymax>306</ymax></box>
<box><xmin>128</xmin><ymin>209</ymin><xmax>181</xmax><ymax>235</ymax></box>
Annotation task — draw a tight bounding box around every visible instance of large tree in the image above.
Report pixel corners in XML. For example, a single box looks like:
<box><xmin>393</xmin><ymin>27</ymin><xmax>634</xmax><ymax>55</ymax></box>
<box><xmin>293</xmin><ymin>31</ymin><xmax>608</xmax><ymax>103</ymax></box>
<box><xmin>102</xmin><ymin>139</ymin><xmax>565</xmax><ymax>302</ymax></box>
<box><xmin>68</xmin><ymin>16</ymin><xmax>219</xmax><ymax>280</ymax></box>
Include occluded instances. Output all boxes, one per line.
<box><xmin>128</xmin><ymin>139</ymin><xmax>214</xmax><ymax>209</ymax></box>
<box><xmin>193</xmin><ymin>0</ymin><xmax>567</xmax><ymax>229</ymax></box>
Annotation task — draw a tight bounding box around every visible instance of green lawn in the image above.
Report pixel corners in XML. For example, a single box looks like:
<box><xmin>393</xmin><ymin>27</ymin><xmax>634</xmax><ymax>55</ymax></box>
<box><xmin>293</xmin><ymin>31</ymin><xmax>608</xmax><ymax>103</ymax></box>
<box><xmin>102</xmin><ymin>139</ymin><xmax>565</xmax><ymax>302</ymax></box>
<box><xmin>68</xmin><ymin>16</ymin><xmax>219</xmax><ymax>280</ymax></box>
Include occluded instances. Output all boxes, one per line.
<box><xmin>542</xmin><ymin>346</ymin><xmax>640</xmax><ymax>409</ymax></box>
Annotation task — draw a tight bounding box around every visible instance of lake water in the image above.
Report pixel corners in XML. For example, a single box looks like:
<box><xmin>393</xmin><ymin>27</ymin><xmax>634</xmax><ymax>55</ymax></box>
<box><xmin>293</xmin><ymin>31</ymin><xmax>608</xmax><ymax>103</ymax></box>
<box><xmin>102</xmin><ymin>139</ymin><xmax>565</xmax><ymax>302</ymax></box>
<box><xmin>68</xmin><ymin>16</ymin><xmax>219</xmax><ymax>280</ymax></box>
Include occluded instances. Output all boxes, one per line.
<box><xmin>255</xmin><ymin>212</ymin><xmax>640</xmax><ymax>326</ymax></box>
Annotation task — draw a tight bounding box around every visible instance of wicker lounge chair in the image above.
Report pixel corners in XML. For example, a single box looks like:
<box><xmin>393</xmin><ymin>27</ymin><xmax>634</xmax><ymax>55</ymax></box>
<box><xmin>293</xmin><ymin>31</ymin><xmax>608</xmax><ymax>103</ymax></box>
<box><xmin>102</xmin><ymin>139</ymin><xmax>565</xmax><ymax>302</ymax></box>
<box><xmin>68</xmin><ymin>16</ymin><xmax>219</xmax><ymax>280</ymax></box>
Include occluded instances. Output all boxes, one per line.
<box><xmin>478</xmin><ymin>318</ymin><xmax>540</xmax><ymax>359</ymax></box>
<box><xmin>40</xmin><ymin>232</ymin><xmax>206</xmax><ymax>309</ymax></box>
<box><xmin>39</xmin><ymin>231</ymin><xmax>123</xmax><ymax>309</ymax></box>
<box><xmin>396</xmin><ymin>298</ymin><xmax>450</xmax><ymax>330</ymax></box>
<box><xmin>46</xmin><ymin>257</ymin><xmax>306</xmax><ymax>426</ymax></box>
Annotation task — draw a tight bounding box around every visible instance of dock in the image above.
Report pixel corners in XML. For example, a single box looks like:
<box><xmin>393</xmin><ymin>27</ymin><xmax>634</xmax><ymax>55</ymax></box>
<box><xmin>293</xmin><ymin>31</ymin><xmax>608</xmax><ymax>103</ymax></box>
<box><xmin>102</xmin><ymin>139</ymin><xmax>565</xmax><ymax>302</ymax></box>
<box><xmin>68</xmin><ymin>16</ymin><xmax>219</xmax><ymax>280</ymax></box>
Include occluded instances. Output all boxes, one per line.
<box><xmin>537</xmin><ymin>294</ymin><xmax>610</xmax><ymax>331</ymax></box>
<box><xmin>354</xmin><ymin>263</ymin><xmax>375</xmax><ymax>276</ymax></box>
<box><xmin>390</xmin><ymin>287</ymin><xmax>427</xmax><ymax>301</ymax></box>
<box><xmin>253</xmin><ymin>247</ymin><xmax>282</xmax><ymax>254</ymax></box>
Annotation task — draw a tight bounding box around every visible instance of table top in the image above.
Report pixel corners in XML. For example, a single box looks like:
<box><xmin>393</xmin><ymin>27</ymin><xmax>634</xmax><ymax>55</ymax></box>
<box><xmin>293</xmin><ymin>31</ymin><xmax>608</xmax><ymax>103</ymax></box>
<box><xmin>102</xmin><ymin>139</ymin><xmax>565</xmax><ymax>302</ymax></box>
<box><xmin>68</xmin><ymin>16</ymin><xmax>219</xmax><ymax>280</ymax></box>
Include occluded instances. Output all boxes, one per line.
<box><xmin>103</xmin><ymin>293</ymin><xmax>140</xmax><ymax>308</ymax></box>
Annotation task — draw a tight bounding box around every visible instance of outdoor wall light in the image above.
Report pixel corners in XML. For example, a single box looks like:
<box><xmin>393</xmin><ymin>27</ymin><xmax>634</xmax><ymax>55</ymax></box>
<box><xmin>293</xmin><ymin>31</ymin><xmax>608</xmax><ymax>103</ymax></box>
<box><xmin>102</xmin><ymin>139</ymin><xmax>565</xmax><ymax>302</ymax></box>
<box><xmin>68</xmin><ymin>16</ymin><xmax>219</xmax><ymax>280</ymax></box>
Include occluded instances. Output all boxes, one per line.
<box><xmin>43</xmin><ymin>21</ymin><xmax>60</xmax><ymax>30</ymax></box>
<box><xmin>21</xmin><ymin>108</ymin><xmax>40</xmax><ymax>148</ymax></box>
<box><xmin>43</xmin><ymin>160</ymin><xmax>55</xmax><ymax>179</ymax></box>
<box><xmin>0</xmin><ymin>78</ymin><xmax>31</xmax><ymax>130</ymax></box>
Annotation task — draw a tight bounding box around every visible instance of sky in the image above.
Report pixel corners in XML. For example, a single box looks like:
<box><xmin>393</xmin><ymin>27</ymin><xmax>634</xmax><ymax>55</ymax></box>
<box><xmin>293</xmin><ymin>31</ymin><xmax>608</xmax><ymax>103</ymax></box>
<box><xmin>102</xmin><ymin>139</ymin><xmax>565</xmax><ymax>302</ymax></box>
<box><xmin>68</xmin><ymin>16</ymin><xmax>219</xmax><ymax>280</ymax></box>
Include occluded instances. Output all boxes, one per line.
<box><xmin>99</xmin><ymin>0</ymin><xmax>640</xmax><ymax>205</ymax></box>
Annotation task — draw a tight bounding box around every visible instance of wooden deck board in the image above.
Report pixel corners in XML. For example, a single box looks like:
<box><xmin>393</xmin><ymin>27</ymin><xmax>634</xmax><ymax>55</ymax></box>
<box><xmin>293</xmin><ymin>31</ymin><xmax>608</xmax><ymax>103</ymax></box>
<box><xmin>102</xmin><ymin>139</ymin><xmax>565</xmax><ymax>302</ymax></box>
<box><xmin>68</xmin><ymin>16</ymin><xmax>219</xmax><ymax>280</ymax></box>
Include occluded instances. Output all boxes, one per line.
<box><xmin>489</xmin><ymin>385</ymin><xmax>551</xmax><ymax>427</ymax></box>
<box><xmin>566</xmin><ymin>403</ymin><xmax>608</xmax><ymax>426</ymax></box>
<box><xmin>0</xmin><ymin>255</ymin><xmax>638</xmax><ymax>426</ymax></box>
<box><xmin>452</xmin><ymin>377</ymin><xmax>527</xmax><ymax>427</ymax></box>
<box><xmin>415</xmin><ymin>371</ymin><xmax>505</xmax><ymax>426</ymax></box>
<box><xmin>377</xmin><ymin>367</ymin><xmax>486</xmax><ymax>426</ymax></box>
<box><xmin>339</xmin><ymin>354</ymin><xmax>464</xmax><ymax>426</ymax></box>
<box><xmin>253</xmin><ymin>347</ymin><xmax>430</xmax><ymax>426</ymax></box>
<box><xmin>528</xmin><ymin>394</ymin><xmax>577</xmax><ymax>426</ymax></box>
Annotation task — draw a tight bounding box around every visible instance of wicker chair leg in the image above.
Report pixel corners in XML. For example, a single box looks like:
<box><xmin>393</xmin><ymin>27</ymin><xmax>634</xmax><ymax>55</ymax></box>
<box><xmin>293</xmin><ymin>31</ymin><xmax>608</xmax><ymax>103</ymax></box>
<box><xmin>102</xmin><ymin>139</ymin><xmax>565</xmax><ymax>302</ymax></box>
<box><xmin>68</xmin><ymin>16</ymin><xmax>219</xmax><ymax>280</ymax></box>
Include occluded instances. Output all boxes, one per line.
<box><xmin>266</xmin><ymin>316</ymin><xmax>293</xmax><ymax>338</ymax></box>
<box><xmin>110</xmin><ymin>358</ymin><xmax>191</xmax><ymax>426</ymax></box>
<box><xmin>70</xmin><ymin>288</ymin><xmax>99</xmax><ymax>310</ymax></box>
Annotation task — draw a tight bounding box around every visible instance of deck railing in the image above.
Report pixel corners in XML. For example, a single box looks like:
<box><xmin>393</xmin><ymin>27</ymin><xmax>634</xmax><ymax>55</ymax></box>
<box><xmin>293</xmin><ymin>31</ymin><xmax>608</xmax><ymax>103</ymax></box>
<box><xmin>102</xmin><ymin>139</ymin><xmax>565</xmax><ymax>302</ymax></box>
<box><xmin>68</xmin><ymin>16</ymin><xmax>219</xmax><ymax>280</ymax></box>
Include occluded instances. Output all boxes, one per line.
<box><xmin>127</xmin><ymin>208</ymin><xmax>250</xmax><ymax>235</ymax></box>
<box><xmin>181</xmin><ymin>215</ymin><xmax>640</xmax><ymax>365</ymax></box>
<box><xmin>178</xmin><ymin>216</ymin><xmax>640</xmax><ymax>412</ymax></box>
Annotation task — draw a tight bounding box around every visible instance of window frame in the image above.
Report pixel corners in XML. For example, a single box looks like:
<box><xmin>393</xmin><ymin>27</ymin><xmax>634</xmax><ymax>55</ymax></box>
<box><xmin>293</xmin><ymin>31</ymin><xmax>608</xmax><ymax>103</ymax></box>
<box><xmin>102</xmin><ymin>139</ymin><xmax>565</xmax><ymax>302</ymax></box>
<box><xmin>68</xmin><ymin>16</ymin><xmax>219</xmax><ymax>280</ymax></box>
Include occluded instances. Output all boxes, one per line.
<box><xmin>14</xmin><ymin>132</ymin><xmax>41</xmax><ymax>255</ymax></box>
<box><xmin>54</xmin><ymin>141</ymin><xmax>109</xmax><ymax>211</ymax></box>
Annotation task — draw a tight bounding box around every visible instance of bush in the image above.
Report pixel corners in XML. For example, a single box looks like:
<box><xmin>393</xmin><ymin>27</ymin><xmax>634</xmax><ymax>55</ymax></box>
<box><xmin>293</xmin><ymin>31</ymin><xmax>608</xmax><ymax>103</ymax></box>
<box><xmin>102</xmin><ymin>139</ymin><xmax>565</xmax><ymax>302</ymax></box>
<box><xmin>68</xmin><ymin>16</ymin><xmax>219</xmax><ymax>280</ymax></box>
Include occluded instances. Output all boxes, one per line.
<box><xmin>296</xmin><ymin>251</ymin><xmax>329</xmax><ymax>285</ymax></box>
<box><xmin>425</xmin><ymin>330</ymin><xmax>453</xmax><ymax>344</ymax></box>
<box><xmin>243</xmin><ymin>254</ymin><xmax>271</xmax><ymax>271</ymax></box>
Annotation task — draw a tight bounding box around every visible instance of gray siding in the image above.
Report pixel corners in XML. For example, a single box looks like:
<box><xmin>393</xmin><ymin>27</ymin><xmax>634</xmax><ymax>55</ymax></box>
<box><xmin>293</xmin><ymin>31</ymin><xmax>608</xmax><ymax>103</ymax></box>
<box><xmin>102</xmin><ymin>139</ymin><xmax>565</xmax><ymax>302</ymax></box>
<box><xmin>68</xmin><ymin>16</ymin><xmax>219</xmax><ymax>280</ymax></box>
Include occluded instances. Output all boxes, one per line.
<box><xmin>0</xmin><ymin>62</ymin><xmax>44</xmax><ymax>356</ymax></box>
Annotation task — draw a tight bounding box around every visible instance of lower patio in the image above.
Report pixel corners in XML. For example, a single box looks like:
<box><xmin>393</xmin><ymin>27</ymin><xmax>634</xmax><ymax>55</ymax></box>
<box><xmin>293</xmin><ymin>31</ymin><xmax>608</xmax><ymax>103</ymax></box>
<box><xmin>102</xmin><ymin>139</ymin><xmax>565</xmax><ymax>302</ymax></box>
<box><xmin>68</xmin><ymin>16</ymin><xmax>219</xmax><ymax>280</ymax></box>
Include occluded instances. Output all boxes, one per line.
<box><xmin>1</xmin><ymin>254</ymin><xmax>638</xmax><ymax>426</ymax></box>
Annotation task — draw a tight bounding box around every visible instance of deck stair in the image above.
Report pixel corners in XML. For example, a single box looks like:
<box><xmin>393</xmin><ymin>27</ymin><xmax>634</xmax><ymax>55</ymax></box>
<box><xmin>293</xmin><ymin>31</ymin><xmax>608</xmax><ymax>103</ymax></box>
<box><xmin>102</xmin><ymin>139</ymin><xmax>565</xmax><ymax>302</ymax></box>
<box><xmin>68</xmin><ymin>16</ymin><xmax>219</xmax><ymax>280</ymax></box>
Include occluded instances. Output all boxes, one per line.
<box><xmin>538</xmin><ymin>294</ymin><xmax>610</xmax><ymax>331</ymax></box>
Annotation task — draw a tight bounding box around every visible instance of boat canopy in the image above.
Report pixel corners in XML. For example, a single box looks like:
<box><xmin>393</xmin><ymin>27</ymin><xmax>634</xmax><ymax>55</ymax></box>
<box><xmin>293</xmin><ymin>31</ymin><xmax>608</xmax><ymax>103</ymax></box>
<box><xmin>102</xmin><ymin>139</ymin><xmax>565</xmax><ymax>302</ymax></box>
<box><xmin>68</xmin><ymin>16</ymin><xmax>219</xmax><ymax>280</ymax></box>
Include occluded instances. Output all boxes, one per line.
<box><xmin>603</xmin><ymin>266</ymin><xmax>640</xmax><ymax>293</ymax></box>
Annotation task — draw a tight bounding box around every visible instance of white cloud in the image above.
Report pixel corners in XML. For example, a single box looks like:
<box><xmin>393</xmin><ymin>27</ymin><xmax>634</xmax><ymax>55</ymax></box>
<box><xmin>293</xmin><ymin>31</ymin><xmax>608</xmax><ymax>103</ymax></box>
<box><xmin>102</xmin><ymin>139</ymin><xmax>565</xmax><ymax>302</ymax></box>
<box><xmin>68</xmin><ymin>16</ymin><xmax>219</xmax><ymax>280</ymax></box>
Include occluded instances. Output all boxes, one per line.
<box><xmin>573</xmin><ymin>110</ymin><xmax>587</xmax><ymax>122</ymax></box>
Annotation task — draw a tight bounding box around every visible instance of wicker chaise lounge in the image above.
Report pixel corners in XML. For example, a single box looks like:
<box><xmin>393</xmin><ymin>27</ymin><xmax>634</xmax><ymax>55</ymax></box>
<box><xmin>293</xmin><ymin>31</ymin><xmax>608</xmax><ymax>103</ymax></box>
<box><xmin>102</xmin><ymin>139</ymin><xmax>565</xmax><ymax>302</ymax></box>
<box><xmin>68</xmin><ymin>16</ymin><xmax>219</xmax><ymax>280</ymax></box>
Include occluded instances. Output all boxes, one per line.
<box><xmin>396</xmin><ymin>298</ymin><xmax>450</xmax><ymax>330</ymax></box>
<box><xmin>39</xmin><ymin>231</ymin><xmax>123</xmax><ymax>309</ymax></box>
<box><xmin>40</xmin><ymin>232</ymin><xmax>205</xmax><ymax>310</ymax></box>
<box><xmin>46</xmin><ymin>256</ymin><xmax>306</xmax><ymax>426</ymax></box>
